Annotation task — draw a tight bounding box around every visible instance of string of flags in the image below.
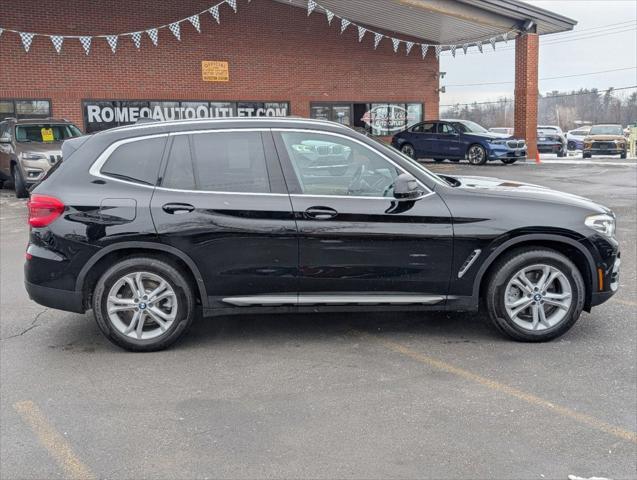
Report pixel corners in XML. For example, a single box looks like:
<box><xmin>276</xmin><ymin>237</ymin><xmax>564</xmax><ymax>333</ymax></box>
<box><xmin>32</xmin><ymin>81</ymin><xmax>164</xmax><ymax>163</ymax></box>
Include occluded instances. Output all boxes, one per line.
<box><xmin>0</xmin><ymin>0</ymin><xmax>517</xmax><ymax>59</ymax></box>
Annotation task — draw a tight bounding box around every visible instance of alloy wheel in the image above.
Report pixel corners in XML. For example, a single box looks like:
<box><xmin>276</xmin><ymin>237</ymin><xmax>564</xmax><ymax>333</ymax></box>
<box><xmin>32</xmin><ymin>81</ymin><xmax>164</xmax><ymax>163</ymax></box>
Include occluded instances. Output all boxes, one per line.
<box><xmin>504</xmin><ymin>264</ymin><xmax>572</xmax><ymax>331</ymax></box>
<box><xmin>106</xmin><ymin>271</ymin><xmax>178</xmax><ymax>340</ymax></box>
<box><xmin>467</xmin><ymin>145</ymin><xmax>486</xmax><ymax>165</ymax></box>
<box><xmin>401</xmin><ymin>144</ymin><xmax>415</xmax><ymax>159</ymax></box>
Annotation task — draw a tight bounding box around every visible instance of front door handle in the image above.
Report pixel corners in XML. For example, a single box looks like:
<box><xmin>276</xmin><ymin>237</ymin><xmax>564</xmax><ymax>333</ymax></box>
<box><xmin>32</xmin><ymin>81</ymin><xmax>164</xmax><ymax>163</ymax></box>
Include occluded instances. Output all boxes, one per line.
<box><xmin>162</xmin><ymin>203</ymin><xmax>195</xmax><ymax>214</ymax></box>
<box><xmin>304</xmin><ymin>206</ymin><xmax>338</xmax><ymax>220</ymax></box>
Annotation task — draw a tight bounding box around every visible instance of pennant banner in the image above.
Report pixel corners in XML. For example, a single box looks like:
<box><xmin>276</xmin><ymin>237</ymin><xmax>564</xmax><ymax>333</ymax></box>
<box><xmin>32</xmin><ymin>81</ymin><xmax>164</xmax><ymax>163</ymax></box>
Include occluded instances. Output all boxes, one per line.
<box><xmin>373</xmin><ymin>32</ymin><xmax>382</xmax><ymax>49</ymax></box>
<box><xmin>226</xmin><ymin>0</ymin><xmax>237</xmax><ymax>13</ymax></box>
<box><xmin>188</xmin><ymin>15</ymin><xmax>201</xmax><ymax>33</ymax></box>
<box><xmin>406</xmin><ymin>41</ymin><xmax>414</xmax><ymax>55</ymax></box>
<box><xmin>392</xmin><ymin>37</ymin><xmax>400</xmax><ymax>53</ymax></box>
<box><xmin>51</xmin><ymin>35</ymin><xmax>63</xmax><ymax>53</ymax></box>
<box><xmin>79</xmin><ymin>36</ymin><xmax>91</xmax><ymax>55</ymax></box>
<box><xmin>358</xmin><ymin>26</ymin><xmax>366</xmax><ymax>42</ymax></box>
<box><xmin>476</xmin><ymin>40</ymin><xmax>483</xmax><ymax>53</ymax></box>
<box><xmin>325</xmin><ymin>9</ymin><xmax>334</xmax><ymax>25</ymax></box>
<box><xmin>307</xmin><ymin>0</ymin><xmax>316</xmax><ymax>16</ymax></box>
<box><xmin>147</xmin><ymin>28</ymin><xmax>158</xmax><ymax>46</ymax></box>
<box><xmin>450</xmin><ymin>44</ymin><xmax>457</xmax><ymax>57</ymax></box>
<box><xmin>20</xmin><ymin>32</ymin><xmax>34</xmax><ymax>52</ymax></box>
<box><xmin>169</xmin><ymin>22</ymin><xmax>181</xmax><ymax>41</ymax></box>
<box><xmin>106</xmin><ymin>35</ymin><xmax>118</xmax><ymax>53</ymax></box>
<box><xmin>489</xmin><ymin>37</ymin><xmax>497</xmax><ymax>51</ymax></box>
<box><xmin>462</xmin><ymin>43</ymin><xmax>468</xmax><ymax>55</ymax></box>
<box><xmin>131</xmin><ymin>31</ymin><xmax>142</xmax><ymax>49</ymax></box>
<box><xmin>209</xmin><ymin>5</ymin><xmax>220</xmax><ymax>23</ymax></box>
<box><xmin>421</xmin><ymin>44</ymin><xmax>429</xmax><ymax>59</ymax></box>
<box><xmin>435</xmin><ymin>44</ymin><xmax>442</xmax><ymax>59</ymax></box>
<box><xmin>340</xmin><ymin>19</ymin><xmax>350</xmax><ymax>34</ymax></box>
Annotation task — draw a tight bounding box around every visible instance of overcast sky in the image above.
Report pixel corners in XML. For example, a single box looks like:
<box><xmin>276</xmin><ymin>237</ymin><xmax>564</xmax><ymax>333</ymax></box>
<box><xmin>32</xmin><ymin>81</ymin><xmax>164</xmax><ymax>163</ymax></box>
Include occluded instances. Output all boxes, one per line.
<box><xmin>439</xmin><ymin>0</ymin><xmax>637</xmax><ymax>107</ymax></box>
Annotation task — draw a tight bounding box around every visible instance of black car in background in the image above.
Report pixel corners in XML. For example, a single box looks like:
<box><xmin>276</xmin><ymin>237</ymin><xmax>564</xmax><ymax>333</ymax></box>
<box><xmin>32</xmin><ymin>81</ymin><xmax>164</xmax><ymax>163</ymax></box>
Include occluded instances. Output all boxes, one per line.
<box><xmin>537</xmin><ymin>125</ymin><xmax>567</xmax><ymax>157</ymax></box>
<box><xmin>25</xmin><ymin>118</ymin><xmax>619</xmax><ymax>351</ymax></box>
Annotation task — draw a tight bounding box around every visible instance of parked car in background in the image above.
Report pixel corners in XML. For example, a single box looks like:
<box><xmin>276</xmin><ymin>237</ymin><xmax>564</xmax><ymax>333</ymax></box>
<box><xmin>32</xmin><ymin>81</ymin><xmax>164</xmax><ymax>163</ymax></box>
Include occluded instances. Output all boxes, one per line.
<box><xmin>566</xmin><ymin>126</ymin><xmax>591</xmax><ymax>151</ymax></box>
<box><xmin>583</xmin><ymin>124</ymin><xmax>627</xmax><ymax>159</ymax></box>
<box><xmin>489</xmin><ymin>127</ymin><xmax>514</xmax><ymax>136</ymax></box>
<box><xmin>24</xmin><ymin>117</ymin><xmax>619</xmax><ymax>350</ymax></box>
<box><xmin>537</xmin><ymin>125</ymin><xmax>567</xmax><ymax>157</ymax></box>
<box><xmin>392</xmin><ymin>119</ymin><xmax>527</xmax><ymax>165</ymax></box>
<box><xmin>0</xmin><ymin>118</ymin><xmax>83</xmax><ymax>198</ymax></box>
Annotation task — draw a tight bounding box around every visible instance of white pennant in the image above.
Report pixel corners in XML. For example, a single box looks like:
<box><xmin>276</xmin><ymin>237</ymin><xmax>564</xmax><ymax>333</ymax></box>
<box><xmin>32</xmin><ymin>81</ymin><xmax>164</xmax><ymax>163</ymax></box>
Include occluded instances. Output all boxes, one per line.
<box><xmin>106</xmin><ymin>35</ymin><xmax>118</xmax><ymax>53</ymax></box>
<box><xmin>434</xmin><ymin>44</ymin><xmax>442</xmax><ymax>59</ymax></box>
<box><xmin>50</xmin><ymin>35</ymin><xmax>64</xmax><ymax>54</ymax></box>
<box><xmin>501</xmin><ymin>32</ymin><xmax>508</xmax><ymax>43</ymax></box>
<box><xmin>131</xmin><ymin>31</ymin><xmax>142</xmax><ymax>49</ymax></box>
<box><xmin>209</xmin><ymin>5</ymin><xmax>220</xmax><ymax>23</ymax></box>
<box><xmin>307</xmin><ymin>0</ymin><xmax>316</xmax><ymax>15</ymax></box>
<box><xmin>489</xmin><ymin>37</ymin><xmax>496</xmax><ymax>51</ymax></box>
<box><xmin>450</xmin><ymin>44</ymin><xmax>457</xmax><ymax>57</ymax></box>
<box><xmin>421</xmin><ymin>44</ymin><xmax>429</xmax><ymax>59</ymax></box>
<box><xmin>147</xmin><ymin>28</ymin><xmax>158</xmax><ymax>46</ymax></box>
<box><xmin>373</xmin><ymin>32</ymin><xmax>382</xmax><ymax>49</ymax></box>
<box><xmin>20</xmin><ymin>32</ymin><xmax>34</xmax><ymax>52</ymax></box>
<box><xmin>0</xmin><ymin>28</ymin><xmax>4</xmax><ymax>39</ymax></box>
<box><xmin>357</xmin><ymin>26</ymin><xmax>366</xmax><ymax>42</ymax></box>
<box><xmin>476</xmin><ymin>40</ymin><xmax>483</xmax><ymax>53</ymax></box>
<box><xmin>169</xmin><ymin>22</ymin><xmax>181</xmax><ymax>41</ymax></box>
<box><xmin>340</xmin><ymin>18</ymin><xmax>350</xmax><ymax>34</ymax></box>
<box><xmin>79</xmin><ymin>36</ymin><xmax>92</xmax><ymax>55</ymax></box>
<box><xmin>392</xmin><ymin>38</ymin><xmax>400</xmax><ymax>53</ymax></box>
<box><xmin>405</xmin><ymin>41</ymin><xmax>414</xmax><ymax>55</ymax></box>
<box><xmin>226</xmin><ymin>0</ymin><xmax>237</xmax><ymax>13</ymax></box>
<box><xmin>325</xmin><ymin>9</ymin><xmax>334</xmax><ymax>25</ymax></box>
<box><xmin>188</xmin><ymin>14</ymin><xmax>201</xmax><ymax>33</ymax></box>
<box><xmin>462</xmin><ymin>43</ymin><xmax>469</xmax><ymax>55</ymax></box>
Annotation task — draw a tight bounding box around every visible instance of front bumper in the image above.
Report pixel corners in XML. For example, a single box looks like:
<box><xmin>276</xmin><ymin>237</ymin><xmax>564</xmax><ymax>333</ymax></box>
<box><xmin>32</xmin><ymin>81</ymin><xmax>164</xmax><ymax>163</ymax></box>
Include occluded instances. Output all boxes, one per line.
<box><xmin>584</xmin><ymin>148</ymin><xmax>626</xmax><ymax>155</ymax></box>
<box><xmin>487</xmin><ymin>146</ymin><xmax>527</xmax><ymax>161</ymax></box>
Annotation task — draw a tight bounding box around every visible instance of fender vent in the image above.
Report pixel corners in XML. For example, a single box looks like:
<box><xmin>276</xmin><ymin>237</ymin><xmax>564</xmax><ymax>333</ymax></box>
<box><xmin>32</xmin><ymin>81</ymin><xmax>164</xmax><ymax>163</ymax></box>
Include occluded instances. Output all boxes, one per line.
<box><xmin>458</xmin><ymin>249</ymin><xmax>481</xmax><ymax>278</ymax></box>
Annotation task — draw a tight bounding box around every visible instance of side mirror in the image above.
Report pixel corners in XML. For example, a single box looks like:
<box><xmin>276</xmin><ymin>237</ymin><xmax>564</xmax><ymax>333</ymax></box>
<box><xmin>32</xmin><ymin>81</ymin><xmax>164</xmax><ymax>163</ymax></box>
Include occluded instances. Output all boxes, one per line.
<box><xmin>393</xmin><ymin>173</ymin><xmax>425</xmax><ymax>201</ymax></box>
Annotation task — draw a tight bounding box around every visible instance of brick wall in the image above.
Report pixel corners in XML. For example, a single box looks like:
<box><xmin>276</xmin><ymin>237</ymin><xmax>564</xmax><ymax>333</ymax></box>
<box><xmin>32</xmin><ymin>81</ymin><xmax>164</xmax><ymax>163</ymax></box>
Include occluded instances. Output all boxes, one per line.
<box><xmin>514</xmin><ymin>33</ymin><xmax>539</xmax><ymax>159</ymax></box>
<box><xmin>0</xmin><ymin>0</ymin><xmax>440</xmax><ymax>130</ymax></box>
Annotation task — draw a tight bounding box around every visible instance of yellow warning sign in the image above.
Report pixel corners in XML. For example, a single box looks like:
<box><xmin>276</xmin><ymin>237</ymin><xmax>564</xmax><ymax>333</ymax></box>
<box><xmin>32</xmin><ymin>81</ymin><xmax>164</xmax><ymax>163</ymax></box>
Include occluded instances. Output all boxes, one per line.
<box><xmin>41</xmin><ymin>128</ymin><xmax>54</xmax><ymax>142</ymax></box>
<box><xmin>202</xmin><ymin>61</ymin><xmax>229</xmax><ymax>82</ymax></box>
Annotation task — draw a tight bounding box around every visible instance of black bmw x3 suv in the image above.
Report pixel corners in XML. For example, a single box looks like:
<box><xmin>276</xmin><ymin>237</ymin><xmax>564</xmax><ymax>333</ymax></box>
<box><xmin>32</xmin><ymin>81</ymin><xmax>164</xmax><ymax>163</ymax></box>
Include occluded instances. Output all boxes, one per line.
<box><xmin>25</xmin><ymin>118</ymin><xmax>620</xmax><ymax>351</ymax></box>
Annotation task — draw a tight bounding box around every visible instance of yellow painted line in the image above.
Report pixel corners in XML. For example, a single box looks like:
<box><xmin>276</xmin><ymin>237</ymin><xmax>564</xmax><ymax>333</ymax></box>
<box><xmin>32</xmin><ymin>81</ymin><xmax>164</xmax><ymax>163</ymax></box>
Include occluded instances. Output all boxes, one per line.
<box><xmin>614</xmin><ymin>298</ymin><xmax>637</xmax><ymax>307</ymax></box>
<box><xmin>13</xmin><ymin>401</ymin><xmax>96</xmax><ymax>480</ymax></box>
<box><xmin>354</xmin><ymin>331</ymin><xmax>637</xmax><ymax>445</ymax></box>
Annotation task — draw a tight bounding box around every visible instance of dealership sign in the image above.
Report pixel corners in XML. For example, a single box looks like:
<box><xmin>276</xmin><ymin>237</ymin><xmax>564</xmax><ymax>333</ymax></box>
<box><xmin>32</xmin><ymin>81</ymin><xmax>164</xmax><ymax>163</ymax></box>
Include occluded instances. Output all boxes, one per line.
<box><xmin>361</xmin><ymin>105</ymin><xmax>409</xmax><ymax>133</ymax></box>
<box><xmin>83</xmin><ymin>100</ymin><xmax>290</xmax><ymax>133</ymax></box>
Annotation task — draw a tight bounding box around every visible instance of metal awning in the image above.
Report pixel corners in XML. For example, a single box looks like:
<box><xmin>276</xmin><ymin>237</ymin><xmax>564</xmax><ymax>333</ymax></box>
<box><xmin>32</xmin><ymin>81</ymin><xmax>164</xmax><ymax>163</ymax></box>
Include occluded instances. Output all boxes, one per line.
<box><xmin>274</xmin><ymin>0</ymin><xmax>576</xmax><ymax>45</ymax></box>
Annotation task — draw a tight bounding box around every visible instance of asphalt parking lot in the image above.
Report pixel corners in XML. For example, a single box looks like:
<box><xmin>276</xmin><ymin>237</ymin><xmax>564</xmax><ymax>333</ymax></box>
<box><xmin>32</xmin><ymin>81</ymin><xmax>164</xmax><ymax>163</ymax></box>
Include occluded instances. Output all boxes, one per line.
<box><xmin>1</xmin><ymin>158</ymin><xmax>636</xmax><ymax>479</ymax></box>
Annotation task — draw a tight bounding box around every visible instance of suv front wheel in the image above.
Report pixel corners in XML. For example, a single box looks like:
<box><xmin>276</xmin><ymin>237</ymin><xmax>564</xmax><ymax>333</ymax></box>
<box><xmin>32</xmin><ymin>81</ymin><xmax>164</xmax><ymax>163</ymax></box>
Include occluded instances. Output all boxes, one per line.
<box><xmin>92</xmin><ymin>256</ymin><xmax>196</xmax><ymax>351</ymax></box>
<box><xmin>12</xmin><ymin>165</ymin><xmax>29</xmax><ymax>198</ymax></box>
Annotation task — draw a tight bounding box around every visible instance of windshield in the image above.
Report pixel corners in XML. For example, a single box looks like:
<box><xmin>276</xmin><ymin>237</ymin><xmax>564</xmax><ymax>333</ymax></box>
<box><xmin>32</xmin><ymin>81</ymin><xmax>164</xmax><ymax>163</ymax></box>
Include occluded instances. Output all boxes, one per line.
<box><xmin>15</xmin><ymin>123</ymin><xmax>82</xmax><ymax>143</ymax></box>
<box><xmin>451</xmin><ymin>120</ymin><xmax>488</xmax><ymax>134</ymax></box>
<box><xmin>589</xmin><ymin>125</ymin><xmax>623</xmax><ymax>136</ymax></box>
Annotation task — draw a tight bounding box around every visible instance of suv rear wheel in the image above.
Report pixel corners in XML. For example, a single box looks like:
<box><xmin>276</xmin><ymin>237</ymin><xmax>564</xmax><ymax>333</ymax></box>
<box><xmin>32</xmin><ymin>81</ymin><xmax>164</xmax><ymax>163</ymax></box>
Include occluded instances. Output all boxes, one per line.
<box><xmin>92</xmin><ymin>256</ymin><xmax>196</xmax><ymax>351</ymax></box>
<box><xmin>485</xmin><ymin>248</ymin><xmax>585</xmax><ymax>342</ymax></box>
<box><xmin>12</xmin><ymin>165</ymin><xmax>28</xmax><ymax>198</ymax></box>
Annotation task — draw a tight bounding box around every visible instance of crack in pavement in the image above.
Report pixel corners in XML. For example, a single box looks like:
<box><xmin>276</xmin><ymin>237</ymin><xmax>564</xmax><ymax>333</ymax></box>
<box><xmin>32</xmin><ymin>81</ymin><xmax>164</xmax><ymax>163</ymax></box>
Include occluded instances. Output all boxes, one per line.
<box><xmin>1</xmin><ymin>308</ymin><xmax>49</xmax><ymax>341</ymax></box>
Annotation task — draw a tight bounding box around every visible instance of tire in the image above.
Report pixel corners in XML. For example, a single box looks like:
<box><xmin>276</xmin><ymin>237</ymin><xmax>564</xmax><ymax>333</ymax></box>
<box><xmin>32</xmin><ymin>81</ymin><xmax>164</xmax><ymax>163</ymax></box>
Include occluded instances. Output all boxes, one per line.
<box><xmin>485</xmin><ymin>248</ymin><xmax>585</xmax><ymax>342</ymax></box>
<box><xmin>567</xmin><ymin>140</ymin><xmax>576</xmax><ymax>151</ymax></box>
<box><xmin>92</xmin><ymin>256</ymin><xmax>196</xmax><ymax>351</ymax></box>
<box><xmin>433</xmin><ymin>158</ymin><xmax>445</xmax><ymax>162</ymax></box>
<box><xmin>467</xmin><ymin>144</ymin><xmax>487</xmax><ymax>165</ymax></box>
<box><xmin>500</xmin><ymin>158</ymin><xmax>518</xmax><ymax>165</ymax></box>
<box><xmin>557</xmin><ymin>149</ymin><xmax>565</xmax><ymax>158</ymax></box>
<box><xmin>400</xmin><ymin>144</ymin><xmax>416</xmax><ymax>159</ymax></box>
<box><xmin>12</xmin><ymin>166</ymin><xmax>28</xmax><ymax>199</ymax></box>
<box><xmin>582</xmin><ymin>152</ymin><xmax>591</xmax><ymax>159</ymax></box>
<box><xmin>620</xmin><ymin>152</ymin><xmax>627</xmax><ymax>159</ymax></box>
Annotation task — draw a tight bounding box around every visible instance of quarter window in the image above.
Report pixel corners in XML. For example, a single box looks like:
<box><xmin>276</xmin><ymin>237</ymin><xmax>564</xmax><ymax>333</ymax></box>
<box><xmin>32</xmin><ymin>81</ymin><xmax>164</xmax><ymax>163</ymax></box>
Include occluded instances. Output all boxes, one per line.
<box><xmin>101</xmin><ymin>137</ymin><xmax>167</xmax><ymax>185</ymax></box>
<box><xmin>280</xmin><ymin>132</ymin><xmax>401</xmax><ymax>197</ymax></box>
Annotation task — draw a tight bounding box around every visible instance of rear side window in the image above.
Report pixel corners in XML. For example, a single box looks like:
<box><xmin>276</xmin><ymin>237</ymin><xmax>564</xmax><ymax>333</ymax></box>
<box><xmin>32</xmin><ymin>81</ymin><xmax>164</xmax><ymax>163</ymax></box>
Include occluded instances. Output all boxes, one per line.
<box><xmin>162</xmin><ymin>131</ymin><xmax>270</xmax><ymax>193</ymax></box>
<box><xmin>101</xmin><ymin>137</ymin><xmax>167</xmax><ymax>185</ymax></box>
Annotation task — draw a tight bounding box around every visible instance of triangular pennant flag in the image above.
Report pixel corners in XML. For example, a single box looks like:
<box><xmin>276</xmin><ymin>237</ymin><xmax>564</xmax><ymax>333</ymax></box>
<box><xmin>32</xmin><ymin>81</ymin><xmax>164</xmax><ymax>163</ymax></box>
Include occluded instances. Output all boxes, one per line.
<box><xmin>209</xmin><ymin>5</ymin><xmax>220</xmax><ymax>23</ymax></box>
<box><xmin>79</xmin><ymin>36</ymin><xmax>92</xmax><ymax>55</ymax></box>
<box><xmin>405</xmin><ymin>41</ymin><xmax>414</xmax><ymax>55</ymax></box>
<box><xmin>462</xmin><ymin>43</ymin><xmax>469</xmax><ymax>55</ymax></box>
<box><xmin>131</xmin><ymin>31</ymin><xmax>142</xmax><ymax>49</ymax></box>
<box><xmin>392</xmin><ymin>38</ymin><xmax>400</xmax><ymax>53</ymax></box>
<box><xmin>450</xmin><ymin>44</ymin><xmax>457</xmax><ymax>57</ymax></box>
<box><xmin>374</xmin><ymin>32</ymin><xmax>382</xmax><ymax>49</ymax></box>
<box><xmin>19</xmin><ymin>32</ymin><xmax>34</xmax><ymax>52</ymax></box>
<box><xmin>501</xmin><ymin>31</ymin><xmax>508</xmax><ymax>43</ymax></box>
<box><xmin>489</xmin><ymin>37</ymin><xmax>496</xmax><ymax>51</ymax></box>
<box><xmin>357</xmin><ymin>26</ymin><xmax>366</xmax><ymax>42</ymax></box>
<box><xmin>340</xmin><ymin>18</ymin><xmax>350</xmax><ymax>34</ymax></box>
<box><xmin>325</xmin><ymin>9</ymin><xmax>334</xmax><ymax>25</ymax></box>
<box><xmin>147</xmin><ymin>28</ymin><xmax>158</xmax><ymax>46</ymax></box>
<box><xmin>0</xmin><ymin>28</ymin><xmax>4</xmax><ymax>39</ymax></box>
<box><xmin>169</xmin><ymin>22</ymin><xmax>181</xmax><ymax>41</ymax></box>
<box><xmin>307</xmin><ymin>0</ymin><xmax>316</xmax><ymax>15</ymax></box>
<box><xmin>50</xmin><ymin>35</ymin><xmax>64</xmax><ymax>54</ymax></box>
<box><xmin>188</xmin><ymin>14</ymin><xmax>201</xmax><ymax>33</ymax></box>
<box><xmin>226</xmin><ymin>0</ymin><xmax>237</xmax><ymax>13</ymax></box>
<box><xmin>476</xmin><ymin>40</ymin><xmax>483</xmax><ymax>53</ymax></box>
<box><xmin>106</xmin><ymin>35</ymin><xmax>118</xmax><ymax>53</ymax></box>
<box><xmin>421</xmin><ymin>44</ymin><xmax>429</xmax><ymax>59</ymax></box>
<box><xmin>434</xmin><ymin>44</ymin><xmax>442</xmax><ymax>59</ymax></box>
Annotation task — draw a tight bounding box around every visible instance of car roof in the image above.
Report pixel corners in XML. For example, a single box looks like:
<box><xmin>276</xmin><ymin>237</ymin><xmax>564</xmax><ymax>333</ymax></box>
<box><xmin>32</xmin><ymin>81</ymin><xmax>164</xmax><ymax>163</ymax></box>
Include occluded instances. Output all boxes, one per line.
<box><xmin>591</xmin><ymin>124</ymin><xmax>622</xmax><ymax>127</ymax></box>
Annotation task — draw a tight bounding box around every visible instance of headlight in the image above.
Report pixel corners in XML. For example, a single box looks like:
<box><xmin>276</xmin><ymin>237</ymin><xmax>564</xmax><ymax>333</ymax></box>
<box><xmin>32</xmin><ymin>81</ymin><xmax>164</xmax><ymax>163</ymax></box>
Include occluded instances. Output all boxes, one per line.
<box><xmin>585</xmin><ymin>213</ymin><xmax>615</xmax><ymax>238</ymax></box>
<box><xmin>489</xmin><ymin>139</ymin><xmax>507</xmax><ymax>145</ymax></box>
<box><xmin>21</xmin><ymin>153</ymin><xmax>47</xmax><ymax>161</ymax></box>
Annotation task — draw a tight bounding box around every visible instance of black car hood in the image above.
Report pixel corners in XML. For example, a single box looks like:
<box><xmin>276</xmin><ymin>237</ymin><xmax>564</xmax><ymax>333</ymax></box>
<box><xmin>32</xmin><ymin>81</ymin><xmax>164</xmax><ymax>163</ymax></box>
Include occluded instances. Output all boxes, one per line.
<box><xmin>448</xmin><ymin>175</ymin><xmax>609</xmax><ymax>213</ymax></box>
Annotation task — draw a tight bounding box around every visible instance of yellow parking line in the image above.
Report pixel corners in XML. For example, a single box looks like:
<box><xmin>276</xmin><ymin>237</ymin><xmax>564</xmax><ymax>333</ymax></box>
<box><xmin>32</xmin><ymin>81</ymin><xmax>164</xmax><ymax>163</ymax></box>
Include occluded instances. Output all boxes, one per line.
<box><xmin>354</xmin><ymin>331</ymin><xmax>637</xmax><ymax>445</ymax></box>
<box><xmin>13</xmin><ymin>400</ymin><xmax>96</xmax><ymax>480</ymax></box>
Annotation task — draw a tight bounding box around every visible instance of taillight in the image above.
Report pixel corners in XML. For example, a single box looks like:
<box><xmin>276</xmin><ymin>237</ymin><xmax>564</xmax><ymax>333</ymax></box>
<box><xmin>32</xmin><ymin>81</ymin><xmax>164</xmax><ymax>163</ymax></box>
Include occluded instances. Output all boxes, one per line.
<box><xmin>27</xmin><ymin>194</ymin><xmax>65</xmax><ymax>228</ymax></box>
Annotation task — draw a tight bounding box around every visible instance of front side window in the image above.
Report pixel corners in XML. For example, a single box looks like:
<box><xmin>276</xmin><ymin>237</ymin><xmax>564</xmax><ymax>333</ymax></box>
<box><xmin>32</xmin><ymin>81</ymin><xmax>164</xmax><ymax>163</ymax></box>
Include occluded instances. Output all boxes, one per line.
<box><xmin>15</xmin><ymin>123</ymin><xmax>82</xmax><ymax>143</ymax></box>
<box><xmin>101</xmin><ymin>136</ymin><xmax>167</xmax><ymax>185</ymax></box>
<box><xmin>280</xmin><ymin>131</ymin><xmax>401</xmax><ymax>197</ymax></box>
<box><xmin>439</xmin><ymin>123</ymin><xmax>456</xmax><ymax>134</ymax></box>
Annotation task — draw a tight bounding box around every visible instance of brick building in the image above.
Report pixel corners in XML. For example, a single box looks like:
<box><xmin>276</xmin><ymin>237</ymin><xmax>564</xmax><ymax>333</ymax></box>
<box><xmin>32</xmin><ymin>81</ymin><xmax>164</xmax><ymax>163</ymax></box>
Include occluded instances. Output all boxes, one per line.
<box><xmin>0</xmin><ymin>0</ymin><xmax>574</xmax><ymax>155</ymax></box>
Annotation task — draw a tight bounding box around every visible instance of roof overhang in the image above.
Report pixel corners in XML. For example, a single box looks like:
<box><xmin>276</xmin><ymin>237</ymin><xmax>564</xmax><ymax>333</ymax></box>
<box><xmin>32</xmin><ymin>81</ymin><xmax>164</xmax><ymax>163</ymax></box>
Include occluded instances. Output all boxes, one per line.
<box><xmin>274</xmin><ymin>0</ymin><xmax>576</xmax><ymax>45</ymax></box>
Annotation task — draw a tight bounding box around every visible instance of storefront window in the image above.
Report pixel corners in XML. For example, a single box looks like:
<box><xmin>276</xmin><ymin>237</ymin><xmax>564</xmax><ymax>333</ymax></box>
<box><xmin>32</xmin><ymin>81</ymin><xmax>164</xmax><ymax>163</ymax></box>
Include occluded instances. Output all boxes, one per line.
<box><xmin>0</xmin><ymin>99</ymin><xmax>51</xmax><ymax>120</ymax></box>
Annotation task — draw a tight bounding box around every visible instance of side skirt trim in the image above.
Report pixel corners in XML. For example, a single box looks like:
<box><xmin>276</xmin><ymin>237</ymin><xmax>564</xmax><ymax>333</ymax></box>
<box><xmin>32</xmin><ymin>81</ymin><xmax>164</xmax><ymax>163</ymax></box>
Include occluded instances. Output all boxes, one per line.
<box><xmin>222</xmin><ymin>294</ymin><xmax>445</xmax><ymax>307</ymax></box>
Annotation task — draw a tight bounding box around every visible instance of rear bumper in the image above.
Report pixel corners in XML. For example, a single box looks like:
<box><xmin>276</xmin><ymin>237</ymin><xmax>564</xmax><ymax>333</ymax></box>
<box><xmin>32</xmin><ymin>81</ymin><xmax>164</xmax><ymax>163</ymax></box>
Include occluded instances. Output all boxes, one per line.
<box><xmin>24</xmin><ymin>280</ymin><xmax>85</xmax><ymax>313</ymax></box>
<box><xmin>537</xmin><ymin>143</ymin><xmax>563</xmax><ymax>153</ymax></box>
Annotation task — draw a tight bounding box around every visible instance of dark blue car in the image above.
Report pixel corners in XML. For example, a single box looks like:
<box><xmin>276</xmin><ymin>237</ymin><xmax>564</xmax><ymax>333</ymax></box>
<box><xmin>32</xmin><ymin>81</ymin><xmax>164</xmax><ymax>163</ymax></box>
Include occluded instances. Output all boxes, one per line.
<box><xmin>391</xmin><ymin>119</ymin><xmax>527</xmax><ymax>165</ymax></box>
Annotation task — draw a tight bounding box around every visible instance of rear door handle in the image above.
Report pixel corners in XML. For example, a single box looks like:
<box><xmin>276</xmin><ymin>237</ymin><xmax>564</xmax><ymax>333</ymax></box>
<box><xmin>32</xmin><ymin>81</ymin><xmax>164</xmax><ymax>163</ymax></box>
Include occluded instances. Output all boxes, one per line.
<box><xmin>304</xmin><ymin>206</ymin><xmax>338</xmax><ymax>220</ymax></box>
<box><xmin>162</xmin><ymin>203</ymin><xmax>195</xmax><ymax>214</ymax></box>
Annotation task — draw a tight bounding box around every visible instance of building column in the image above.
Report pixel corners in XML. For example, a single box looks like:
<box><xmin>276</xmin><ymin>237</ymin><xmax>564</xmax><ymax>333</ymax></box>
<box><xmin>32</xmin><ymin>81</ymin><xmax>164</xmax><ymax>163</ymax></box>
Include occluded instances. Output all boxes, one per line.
<box><xmin>514</xmin><ymin>33</ymin><xmax>539</xmax><ymax>159</ymax></box>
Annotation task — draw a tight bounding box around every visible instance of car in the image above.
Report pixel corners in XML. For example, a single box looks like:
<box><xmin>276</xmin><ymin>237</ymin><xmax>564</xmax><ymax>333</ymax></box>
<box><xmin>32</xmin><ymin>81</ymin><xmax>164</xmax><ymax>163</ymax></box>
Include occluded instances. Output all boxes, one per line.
<box><xmin>583</xmin><ymin>124</ymin><xmax>627</xmax><ymax>159</ymax></box>
<box><xmin>391</xmin><ymin>119</ymin><xmax>527</xmax><ymax>165</ymax></box>
<box><xmin>489</xmin><ymin>127</ymin><xmax>514</xmax><ymax>136</ymax></box>
<box><xmin>566</xmin><ymin>126</ymin><xmax>591</xmax><ymax>151</ymax></box>
<box><xmin>0</xmin><ymin>118</ymin><xmax>83</xmax><ymax>198</ymax></box>
<box><xmin>24</xmin><ymin>117</ymin><xmax>620</xmax><ymax>351</ymax></box>
<box><xmin>537</xmin><ymin>125</ymin><xmax>567</xmax><ymax>157</ymax></box>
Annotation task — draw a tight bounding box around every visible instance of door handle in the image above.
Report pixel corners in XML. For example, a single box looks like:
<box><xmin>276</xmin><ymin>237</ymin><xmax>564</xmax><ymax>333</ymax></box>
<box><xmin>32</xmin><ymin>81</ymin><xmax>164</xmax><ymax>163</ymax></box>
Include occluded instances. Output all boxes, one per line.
<box><xmin>162</xmin><ymin>203</ymin><xmax>195</xmax><ymax>214</ymax></box>
<box><xmin>304</xmin><ymin>206</ymin><xmax>338</xmax><ymax>220</ymax></box>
